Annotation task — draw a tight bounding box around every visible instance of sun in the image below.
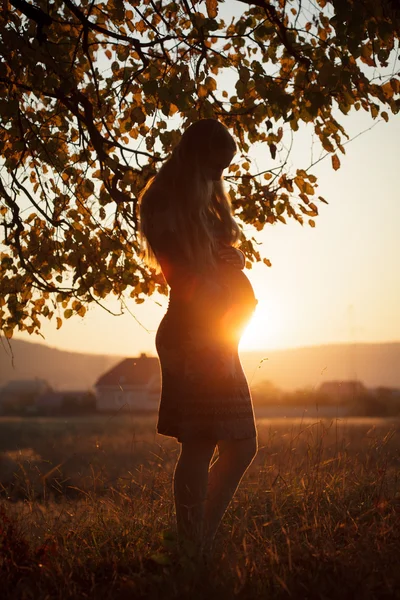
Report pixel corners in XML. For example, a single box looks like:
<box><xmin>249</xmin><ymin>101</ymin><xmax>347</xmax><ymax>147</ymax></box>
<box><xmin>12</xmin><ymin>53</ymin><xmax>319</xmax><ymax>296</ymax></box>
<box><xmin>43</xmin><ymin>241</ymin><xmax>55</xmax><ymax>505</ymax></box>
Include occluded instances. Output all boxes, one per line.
<box><xmin>239</xmin><ymin>302</ymin><xmax>281</xmax><ymax>351</ymax></box>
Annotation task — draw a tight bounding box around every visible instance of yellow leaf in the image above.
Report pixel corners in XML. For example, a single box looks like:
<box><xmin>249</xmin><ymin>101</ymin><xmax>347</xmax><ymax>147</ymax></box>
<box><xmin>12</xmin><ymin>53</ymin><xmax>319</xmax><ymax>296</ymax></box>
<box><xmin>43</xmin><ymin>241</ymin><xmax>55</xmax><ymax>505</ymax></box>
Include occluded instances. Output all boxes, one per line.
<box><xmin>303</xmin><ymin>182</ymin><xmax>314</xmax><ymax>195</ymax></box>
<box><xmin>56</xmin><ymin>317</ymin><xmax>62</xmax><ymax>330</ymax></box>
<box><xmin>370</xmin><ymin>104</ymin><xmax>379</xmax><ymax>119</ymax></box>
<box><xmin>294</xmin><ymin>176</ymin><xmax>305</xmax><ymax>193</ymax></box>
<box><xmin>331</xmin><ymin>154</ymin><xmax>340</xmax><ymax>171</ymax></box>
<box><xmin>309</xmin><ymin>219</ymin><xmax>316</xmax><ymax>227</ymax></box>
<box><xmin>136</xmin><ymin>20</ymin><xmax>146</xmax><ymax>34</ymax></box>
<box><xmin>198</xmin><ymin>84</ymin><xmax>208</xmax><ymax>98</ymax></box>
<box><xmin>263</xmin><ymin>258</ymin><xmax>272</xmax><ymax>267</ymax></box>
<box><xmin>206</xmin><ymin>0</ymin><xmax>218</xmax><ymax>18</ymax></box>
<box><xmin>4</xmin><ymin>327</ymin><xmax>13</xmax><ymax>339</ymax></box>
<box><xmin>205</xmin><ymin>76</ymin><xmax>217</xmax><ymax>92</ymax></box>
<box><xmin>381</xmin><ymin>82</ymin><xmax>393</xmax><ymax>100</ymax></box>
<box><xmin>390</xmin><ymin>78</ymin><xmax>399</xmax><ymax>94</ymax></box>
<box><xmin>131</xmin><ymin>106</ymin><xmax>146</xmax><ymax>125</ymax></box>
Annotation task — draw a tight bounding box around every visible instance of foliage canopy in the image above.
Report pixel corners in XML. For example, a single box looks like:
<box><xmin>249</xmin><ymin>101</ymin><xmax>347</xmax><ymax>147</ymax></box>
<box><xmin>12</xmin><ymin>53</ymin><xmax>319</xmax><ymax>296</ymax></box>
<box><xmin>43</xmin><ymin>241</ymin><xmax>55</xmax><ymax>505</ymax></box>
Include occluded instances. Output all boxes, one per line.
<box><xmin>0</xmin><ymin>0</ymin><xmax>399</xmax><ymax>338</ymax></box>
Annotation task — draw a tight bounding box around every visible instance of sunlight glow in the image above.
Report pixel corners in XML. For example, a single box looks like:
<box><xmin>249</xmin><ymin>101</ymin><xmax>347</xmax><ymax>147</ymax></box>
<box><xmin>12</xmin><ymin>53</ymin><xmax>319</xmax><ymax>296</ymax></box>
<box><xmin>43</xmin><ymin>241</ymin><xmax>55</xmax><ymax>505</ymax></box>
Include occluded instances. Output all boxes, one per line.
<box><xmin>239</xmin><ymin>301</ymin><xmax>283</xmax><ymax>351</ymax></box>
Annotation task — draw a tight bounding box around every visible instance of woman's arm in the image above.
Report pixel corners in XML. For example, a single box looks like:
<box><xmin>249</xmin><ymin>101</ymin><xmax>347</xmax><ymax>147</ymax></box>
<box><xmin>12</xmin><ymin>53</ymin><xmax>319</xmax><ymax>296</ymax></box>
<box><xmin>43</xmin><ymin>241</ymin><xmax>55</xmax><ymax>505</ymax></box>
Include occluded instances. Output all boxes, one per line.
<box><xmin>217</xmin><ymin>244</ymin><xmax>246</xmax><ymax>270</ymax></box>
<box><xmin>147</xmin><ymin>217</ymin><xmax>230</xmax><ymax>307</ymax></box>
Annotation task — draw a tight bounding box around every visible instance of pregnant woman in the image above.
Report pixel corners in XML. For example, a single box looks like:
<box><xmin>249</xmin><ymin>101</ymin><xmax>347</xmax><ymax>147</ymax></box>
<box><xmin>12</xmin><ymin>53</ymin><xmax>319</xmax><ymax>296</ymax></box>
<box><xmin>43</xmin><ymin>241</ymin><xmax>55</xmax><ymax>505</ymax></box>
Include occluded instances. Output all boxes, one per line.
<box><xmin>138</xmin><ymin>119</ymin><xmax>258</xmax><ymax>560</ymax></box>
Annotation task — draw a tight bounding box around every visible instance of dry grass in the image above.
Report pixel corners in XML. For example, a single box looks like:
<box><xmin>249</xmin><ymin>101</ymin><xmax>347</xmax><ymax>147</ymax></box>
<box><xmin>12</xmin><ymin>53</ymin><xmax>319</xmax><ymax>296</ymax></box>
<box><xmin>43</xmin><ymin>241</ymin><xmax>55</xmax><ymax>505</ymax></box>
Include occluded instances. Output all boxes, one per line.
<box><xmin>1</xmin><ymin>414</ymin><xmax>400</xmax><ymax>599</ymax></box>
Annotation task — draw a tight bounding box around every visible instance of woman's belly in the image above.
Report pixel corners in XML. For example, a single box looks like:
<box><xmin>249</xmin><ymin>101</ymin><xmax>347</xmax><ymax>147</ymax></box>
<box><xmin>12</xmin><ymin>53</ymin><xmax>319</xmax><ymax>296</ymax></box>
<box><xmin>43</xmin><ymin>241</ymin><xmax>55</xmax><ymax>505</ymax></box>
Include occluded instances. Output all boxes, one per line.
<box><xmin>164</xmin><ymin>263</ymin><xmax>257</xmax><ymax>346</ymax></box>
<box><xmin>216</xmin><ymin>263</ymin><xmax>258</xmax><ymax>343</ymax></box>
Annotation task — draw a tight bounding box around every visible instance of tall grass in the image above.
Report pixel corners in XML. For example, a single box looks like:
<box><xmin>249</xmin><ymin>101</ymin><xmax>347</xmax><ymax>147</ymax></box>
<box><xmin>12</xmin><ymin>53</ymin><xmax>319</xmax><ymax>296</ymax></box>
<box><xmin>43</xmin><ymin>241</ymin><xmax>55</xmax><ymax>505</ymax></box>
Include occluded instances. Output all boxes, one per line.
<box><xmin>1</xmin><ymin>415</ymin><xmax>399</xmax><ymax>599</ymax></box>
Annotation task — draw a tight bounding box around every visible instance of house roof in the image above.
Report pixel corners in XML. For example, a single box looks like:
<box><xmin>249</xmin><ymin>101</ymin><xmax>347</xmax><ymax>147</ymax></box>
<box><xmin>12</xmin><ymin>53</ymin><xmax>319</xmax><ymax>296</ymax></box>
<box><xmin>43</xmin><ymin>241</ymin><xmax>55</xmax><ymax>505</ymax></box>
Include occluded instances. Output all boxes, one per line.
<box><xmin>95</xmin><ymin>354</ymin><xmax>160</xmax><ymax>387</ymax></box>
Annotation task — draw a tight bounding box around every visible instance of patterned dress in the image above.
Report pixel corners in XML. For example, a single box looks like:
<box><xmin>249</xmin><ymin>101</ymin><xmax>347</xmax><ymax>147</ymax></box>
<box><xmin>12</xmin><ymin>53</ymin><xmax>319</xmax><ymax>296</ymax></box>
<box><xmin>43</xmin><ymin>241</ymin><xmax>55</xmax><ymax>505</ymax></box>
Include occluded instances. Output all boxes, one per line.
<box><xmin>148</xmin><ymin>207</ymin><xmax>258</xmax><ymax>443</ymax></box>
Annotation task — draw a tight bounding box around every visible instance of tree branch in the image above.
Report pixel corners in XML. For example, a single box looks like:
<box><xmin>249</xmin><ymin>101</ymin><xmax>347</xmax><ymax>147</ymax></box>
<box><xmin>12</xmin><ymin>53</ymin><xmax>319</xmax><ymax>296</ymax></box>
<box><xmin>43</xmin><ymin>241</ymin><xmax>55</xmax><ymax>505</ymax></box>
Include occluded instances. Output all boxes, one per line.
<box><xmin>237</xmin><ymin>0</ymin><xmax>310</xmax><ymax>66</ymax></box>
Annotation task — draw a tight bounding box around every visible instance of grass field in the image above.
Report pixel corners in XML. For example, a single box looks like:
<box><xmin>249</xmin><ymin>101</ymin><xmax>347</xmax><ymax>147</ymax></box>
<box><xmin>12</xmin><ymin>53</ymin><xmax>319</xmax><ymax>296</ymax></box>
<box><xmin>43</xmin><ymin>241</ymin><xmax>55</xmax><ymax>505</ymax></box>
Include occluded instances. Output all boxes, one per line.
<box><xmin>1</xmin><ymin>414</ymin><xmax>400</xmax><ymax>599</ymax></box>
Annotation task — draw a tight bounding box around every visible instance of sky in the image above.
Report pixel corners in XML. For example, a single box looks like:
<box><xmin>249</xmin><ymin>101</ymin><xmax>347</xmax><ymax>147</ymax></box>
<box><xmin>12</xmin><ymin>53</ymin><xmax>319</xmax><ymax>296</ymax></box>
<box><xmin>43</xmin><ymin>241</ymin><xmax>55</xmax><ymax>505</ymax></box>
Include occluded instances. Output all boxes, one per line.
<box><xmin>11</xmin><ymin>107</ymin><xmax>400</xmax><ymax>358</ymax></box>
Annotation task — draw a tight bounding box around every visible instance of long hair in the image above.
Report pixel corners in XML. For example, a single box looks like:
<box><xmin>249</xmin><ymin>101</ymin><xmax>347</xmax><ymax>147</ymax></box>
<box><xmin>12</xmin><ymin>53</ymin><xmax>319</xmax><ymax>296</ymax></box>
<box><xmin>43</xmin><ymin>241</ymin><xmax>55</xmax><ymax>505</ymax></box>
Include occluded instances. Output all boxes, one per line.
<box><xmin>138</xmin><ymin>119</ymin><xmax>240</xmax><ymax>274</ymax></box>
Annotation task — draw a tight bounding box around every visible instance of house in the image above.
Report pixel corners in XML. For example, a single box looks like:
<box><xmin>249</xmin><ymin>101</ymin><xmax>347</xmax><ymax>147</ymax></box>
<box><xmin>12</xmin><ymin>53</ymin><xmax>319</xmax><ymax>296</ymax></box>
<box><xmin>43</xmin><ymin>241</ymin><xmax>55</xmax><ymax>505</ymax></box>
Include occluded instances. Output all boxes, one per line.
<box><xmin>318</xmin><ymin>380</ymin><xmax>367</xmax><ymax>401</ymax></box>
<box><xmin>372</xmin><ymin>386</ymin><xmax>400</xmax><ymax>400</ymax></box>
<box><xmin>36</xmin><ymin>391</ymin><xmax>96</xmax><ymax>414</ymax></box>
<box><xmin>0</xmin><ymin>379</ymin><xmax>52</xmax><ymax>414</ymax></box>
<box><xmin>94</xmin><ymin>353</ymin><xmax>161</xmax><ymax>412</ymax></box>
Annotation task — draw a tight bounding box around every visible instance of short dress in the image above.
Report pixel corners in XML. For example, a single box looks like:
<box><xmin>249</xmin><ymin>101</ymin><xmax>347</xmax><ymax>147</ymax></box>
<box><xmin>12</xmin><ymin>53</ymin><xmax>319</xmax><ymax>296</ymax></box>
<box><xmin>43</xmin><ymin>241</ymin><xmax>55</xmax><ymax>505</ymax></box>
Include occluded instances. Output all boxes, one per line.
<box><xmin>149</xmin><ymin>210</ymin><xmax>258</xmax><ymax>443</ymax></box>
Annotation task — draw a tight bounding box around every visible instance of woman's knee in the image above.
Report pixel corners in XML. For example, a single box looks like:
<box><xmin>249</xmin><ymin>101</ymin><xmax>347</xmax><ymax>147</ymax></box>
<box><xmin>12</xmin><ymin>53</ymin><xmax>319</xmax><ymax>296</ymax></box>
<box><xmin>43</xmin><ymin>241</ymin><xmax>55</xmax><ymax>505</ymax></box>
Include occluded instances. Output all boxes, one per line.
<box><xmin>179</xmin><ymin>439</ymin><xmax>217</xmax><ymax>464</ymax></box>
<box><xmin>218</xmin><ymin>436</ymin><xmax>258</xmax><ymax>466</ymax></box>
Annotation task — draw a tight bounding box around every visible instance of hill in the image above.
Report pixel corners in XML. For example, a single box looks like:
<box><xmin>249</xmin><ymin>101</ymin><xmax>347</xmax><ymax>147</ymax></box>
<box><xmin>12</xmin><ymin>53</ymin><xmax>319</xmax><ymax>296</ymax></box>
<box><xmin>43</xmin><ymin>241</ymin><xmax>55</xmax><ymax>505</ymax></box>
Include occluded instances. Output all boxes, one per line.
<box><xmin>1</xmin><ymin>338</ymin><xmax>399</xmax><ymax>392</ymax></box>
<box><xmin>241</xmin><ymin>342</ymin><xmax>400</xmax><ymax>391</ymax></box>
<box><xmin>0</xmin><ymin>338</ymin><xmax>123</xmax><ymax>391</ymax></box>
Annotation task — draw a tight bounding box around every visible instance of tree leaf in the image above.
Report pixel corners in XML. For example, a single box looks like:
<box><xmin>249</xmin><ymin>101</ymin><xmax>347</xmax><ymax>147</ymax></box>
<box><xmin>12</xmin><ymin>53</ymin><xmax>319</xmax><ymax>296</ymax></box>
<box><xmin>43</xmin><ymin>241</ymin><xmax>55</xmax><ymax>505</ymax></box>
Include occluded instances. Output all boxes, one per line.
<box><xmin>206</xmin><ymin>0</ymin><xmax>218</xmax><ymax>18</ymax></box>
<box><xmin>331</xmin><ymin>154</ymin><xmax>341</xmax><ymax>171</ymax></box>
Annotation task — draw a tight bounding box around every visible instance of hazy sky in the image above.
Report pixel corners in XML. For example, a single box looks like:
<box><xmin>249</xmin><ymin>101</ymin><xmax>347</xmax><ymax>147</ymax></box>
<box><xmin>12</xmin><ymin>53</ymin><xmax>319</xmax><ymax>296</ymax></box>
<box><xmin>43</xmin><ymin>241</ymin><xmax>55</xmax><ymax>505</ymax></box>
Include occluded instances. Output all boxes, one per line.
<box><xmin>11</xmin><ymin>107</ymin><xmax>400</xmax><ymax>357</ymax></box>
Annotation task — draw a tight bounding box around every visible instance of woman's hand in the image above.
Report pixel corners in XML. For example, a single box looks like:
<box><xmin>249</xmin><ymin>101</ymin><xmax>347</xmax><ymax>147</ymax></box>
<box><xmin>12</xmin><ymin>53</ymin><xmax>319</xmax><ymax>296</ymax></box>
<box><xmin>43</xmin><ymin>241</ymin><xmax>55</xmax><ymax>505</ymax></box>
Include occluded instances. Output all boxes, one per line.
<box><xmin>217</xmin><ymin>245</ymin><xmax>245</xmax><ymax>269</ymax></box>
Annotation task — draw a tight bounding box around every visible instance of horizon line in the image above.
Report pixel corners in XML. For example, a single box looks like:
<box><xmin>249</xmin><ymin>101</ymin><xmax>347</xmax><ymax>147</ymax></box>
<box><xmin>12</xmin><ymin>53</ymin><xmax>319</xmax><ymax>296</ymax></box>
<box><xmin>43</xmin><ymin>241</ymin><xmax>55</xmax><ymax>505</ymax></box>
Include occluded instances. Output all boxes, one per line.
<box><xmin>6</xmin><ymin>335</ymin><xmax>400</xmax><ymax>359</ymax></box>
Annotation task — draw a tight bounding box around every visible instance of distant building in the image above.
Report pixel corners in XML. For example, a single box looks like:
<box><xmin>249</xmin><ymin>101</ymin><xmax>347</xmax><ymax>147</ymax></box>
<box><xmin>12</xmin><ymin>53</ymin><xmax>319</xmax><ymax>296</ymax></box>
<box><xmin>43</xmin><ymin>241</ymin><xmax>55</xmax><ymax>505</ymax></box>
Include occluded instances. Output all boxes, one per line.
<box><xmin>372</xmin><ymin>386</ymin><xmax>400</xmax><ymax>400</ymax></box>
<box><xmin>0</xmin><ymin>379</ymin><xmax>52</xmax><ymax>413</ymax></box>
<box><xmin>95</xmin><ymin>353</ymin><xmax>161</xmax><ymax>412</ymax></box>
<box><xmin>318</xmin><ymin>380</ymin><xmax>367</xmax><ymax>400</ymax></box>
<box><xmin>36</xmin><ymin>391</ymin><xmax>96</xmax><ymax>414</ymax></box>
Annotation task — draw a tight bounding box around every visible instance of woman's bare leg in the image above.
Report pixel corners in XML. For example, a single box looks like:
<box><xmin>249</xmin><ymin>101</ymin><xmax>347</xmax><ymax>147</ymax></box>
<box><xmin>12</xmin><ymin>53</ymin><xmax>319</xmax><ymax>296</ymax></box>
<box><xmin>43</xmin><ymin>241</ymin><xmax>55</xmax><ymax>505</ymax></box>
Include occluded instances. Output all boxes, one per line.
<box><xmin>203</xmin><ymin>437</ymin><xmax>258</xmax><ymax>551</ymax></box>
<box><xmin>173</xmin><ymin>439</ymin><xmax>216</xmax><ymax>553</ymax></box>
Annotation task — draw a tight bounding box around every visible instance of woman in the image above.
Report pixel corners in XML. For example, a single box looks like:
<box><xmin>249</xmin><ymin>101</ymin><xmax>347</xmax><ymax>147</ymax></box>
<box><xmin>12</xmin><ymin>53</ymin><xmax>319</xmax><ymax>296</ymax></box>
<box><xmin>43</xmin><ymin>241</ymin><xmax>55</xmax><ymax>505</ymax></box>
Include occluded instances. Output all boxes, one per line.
<box><xmin>138</xmin><ymin>118</ymin><xmax>258</xmax><ymax>559</ymax></box>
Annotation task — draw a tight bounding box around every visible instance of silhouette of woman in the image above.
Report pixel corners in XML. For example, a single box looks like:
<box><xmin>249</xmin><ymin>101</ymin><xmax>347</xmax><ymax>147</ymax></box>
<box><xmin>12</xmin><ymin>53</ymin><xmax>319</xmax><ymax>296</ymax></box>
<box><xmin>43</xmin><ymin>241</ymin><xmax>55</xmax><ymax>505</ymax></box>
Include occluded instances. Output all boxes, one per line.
<box><xmin>138</xmin><ymin>119</ymin><xmax>258</xmax><ymax>559</ymax></box>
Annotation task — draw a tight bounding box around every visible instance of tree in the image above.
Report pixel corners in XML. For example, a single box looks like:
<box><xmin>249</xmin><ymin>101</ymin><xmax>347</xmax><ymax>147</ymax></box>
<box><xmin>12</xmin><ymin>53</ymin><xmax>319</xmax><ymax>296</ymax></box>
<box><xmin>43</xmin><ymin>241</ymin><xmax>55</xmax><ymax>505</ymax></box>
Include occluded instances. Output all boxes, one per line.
<box><xmin>0</xmin><ymin>0</ymin><xmax>399</xmax><ymax>339</ymax></box>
